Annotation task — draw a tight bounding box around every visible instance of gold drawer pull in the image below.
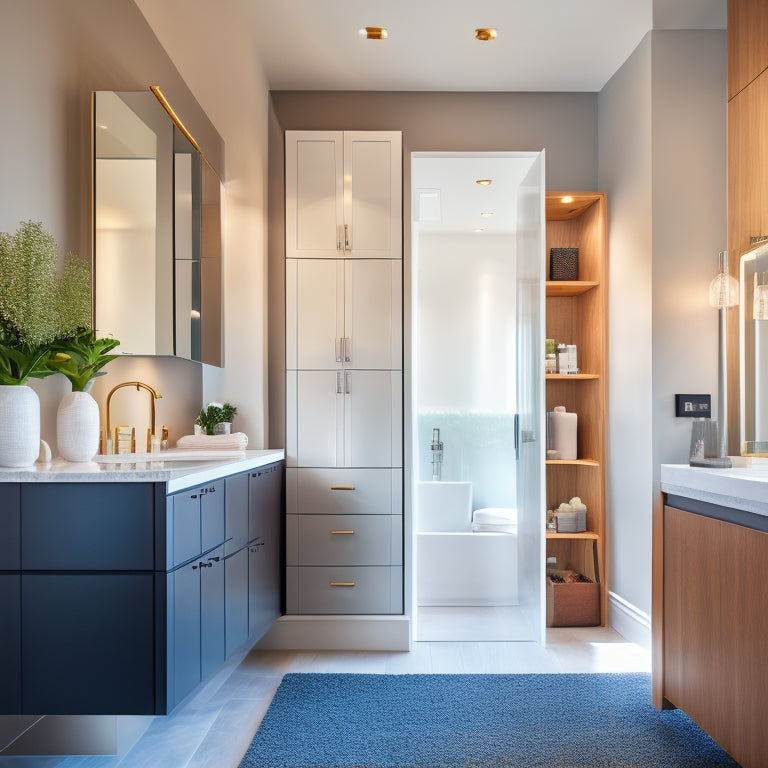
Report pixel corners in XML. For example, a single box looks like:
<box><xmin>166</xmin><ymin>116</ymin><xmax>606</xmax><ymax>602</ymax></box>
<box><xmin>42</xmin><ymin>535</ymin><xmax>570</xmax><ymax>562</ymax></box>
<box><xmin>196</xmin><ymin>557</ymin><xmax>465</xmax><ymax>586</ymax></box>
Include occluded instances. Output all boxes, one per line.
<box><xmin>331</xmin><ymin>530</ymin><xmax>355</xmax><ymax>535</ymax></box>
<box><xmin>330</xmin><ymin>581</ymin><xmax>355</xmax><ymax>587</ymax></box>
<box><xmin>330</xmin><ymin>485</ymin><xmax>356</xmax><ymax>491</ymax></box>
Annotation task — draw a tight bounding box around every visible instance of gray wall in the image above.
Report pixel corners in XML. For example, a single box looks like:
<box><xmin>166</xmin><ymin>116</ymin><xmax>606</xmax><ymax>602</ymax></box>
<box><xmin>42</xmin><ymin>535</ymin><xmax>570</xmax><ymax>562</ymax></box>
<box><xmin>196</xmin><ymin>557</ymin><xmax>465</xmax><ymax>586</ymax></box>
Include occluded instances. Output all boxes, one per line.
<box><xmin>598</xmin><ymin>29</ymin><xmax>726</xmax><ymax>643</ymax></box>
<box><xmin>0</xmin><ymin>0</ymin><xmax>228</xmax><ymax>449</ymax></box>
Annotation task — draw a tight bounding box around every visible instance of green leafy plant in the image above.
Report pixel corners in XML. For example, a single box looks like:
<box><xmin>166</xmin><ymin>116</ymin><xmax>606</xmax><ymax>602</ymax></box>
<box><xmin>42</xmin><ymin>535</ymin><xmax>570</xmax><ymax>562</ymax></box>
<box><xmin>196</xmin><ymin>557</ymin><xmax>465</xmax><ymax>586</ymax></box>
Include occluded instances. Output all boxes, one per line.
<box><xmin>195</xmin><ymin>402</ymin><xmax>237</xmax><ymax>435</ymax></box>
<box><xmin>48</xmin><ymin>329</ymin><xmax>120</xmax><ymax>392</ymax></box>
<box><xmin>0</xmin><ymin>221</ymin><xmax>103</xmax><ymax>385</ymax></box>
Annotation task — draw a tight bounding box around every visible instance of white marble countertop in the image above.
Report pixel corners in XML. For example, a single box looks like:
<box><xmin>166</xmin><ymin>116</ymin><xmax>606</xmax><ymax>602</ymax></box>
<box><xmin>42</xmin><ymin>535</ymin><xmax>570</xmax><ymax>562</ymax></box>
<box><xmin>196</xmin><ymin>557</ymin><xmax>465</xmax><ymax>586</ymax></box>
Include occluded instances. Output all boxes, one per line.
<box><xmin>0</xmin><ymin>449</ymin><xmax>285</xmax><ymax>494</ymax></box>
<box><xmin>660</xmin><ymin>462</ymin><xmax>768</xmax><ymax>518</ymax></box>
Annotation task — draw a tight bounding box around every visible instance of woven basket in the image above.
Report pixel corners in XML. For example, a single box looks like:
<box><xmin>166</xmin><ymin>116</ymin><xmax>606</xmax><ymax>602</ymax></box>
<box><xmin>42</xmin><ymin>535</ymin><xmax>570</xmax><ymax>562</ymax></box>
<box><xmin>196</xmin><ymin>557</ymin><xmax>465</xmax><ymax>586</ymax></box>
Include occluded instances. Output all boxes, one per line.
<box><xmin>549</xmin><ymin>247</ymin><xmax>579</xmax><ymax>281</ymax></box>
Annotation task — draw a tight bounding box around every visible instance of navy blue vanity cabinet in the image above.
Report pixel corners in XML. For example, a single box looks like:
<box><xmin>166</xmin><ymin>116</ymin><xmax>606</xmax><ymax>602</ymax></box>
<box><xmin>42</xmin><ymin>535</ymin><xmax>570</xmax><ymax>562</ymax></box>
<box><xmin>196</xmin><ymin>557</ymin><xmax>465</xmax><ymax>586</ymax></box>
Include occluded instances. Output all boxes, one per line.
<box><xmin>224</xmin><ymin>472</ymin><xmax>249</xmax><ymax>655</ymax></box>
<box><xmin>0</xmin><ymin>484</ymin><xmax>21</xmax><ymax>713</ymax></box>
<box><xmin>248</xmin><ymin>463</ymin><xmax>283</xmax><ymax>640</ymax></box>
<box><xmin>19</xmin><ymin>483</ymin><xmax>157</xmax><ymax>714</ymax></box>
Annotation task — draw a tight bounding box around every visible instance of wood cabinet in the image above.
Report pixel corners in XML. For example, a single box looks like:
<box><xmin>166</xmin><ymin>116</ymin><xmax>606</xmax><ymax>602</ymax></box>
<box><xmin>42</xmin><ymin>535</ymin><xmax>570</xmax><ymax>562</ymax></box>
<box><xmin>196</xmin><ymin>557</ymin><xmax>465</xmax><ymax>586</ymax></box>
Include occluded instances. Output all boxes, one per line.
<box><xmin>727</xmin><ymin>73</ymin><xmax>768</xmax><ymax>262</ymax></box>
<box><xmin>656</xmin><ymin>501</ymin><xmax>768</xmax><ymax>768</ymax></box>
<box><xmin>285</xmin><ymin>131</ymin><xmax>401</xmax><ymax>260</ymax></box>
<box><xmin>0</xmin><ymin>461</ymin><xmax>283</xmax><ymax>716</ymax></box>
<box><xmin>545</xmin><ymin>192</ymin><xmax>607</xmax><ymax>625</ymax></box>
<box><xmin>728</xmin><ymin>0</ymin><xmax>768</xmax><ymax>99</ymax></box>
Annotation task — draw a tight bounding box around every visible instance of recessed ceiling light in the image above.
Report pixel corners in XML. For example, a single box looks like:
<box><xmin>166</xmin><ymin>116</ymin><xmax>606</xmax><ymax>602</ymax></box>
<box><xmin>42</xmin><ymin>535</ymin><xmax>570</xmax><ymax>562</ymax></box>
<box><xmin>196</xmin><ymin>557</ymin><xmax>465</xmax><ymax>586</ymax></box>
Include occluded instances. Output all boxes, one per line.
<box><xmin>476</xmin><ymin>179</ymin><xmax>492</xmax><ymax>186</ymax></box>
<box><xmin>360</xmin><ymin>26</ymin><xmax>388</xmax><ymax>40</ymax></box>
<box><xmin>475</xmin><ymin>28</ymin><xmax>497</xmax><ymax>41</ymax></box>
<box><xmin>480</xmin><ymin>211</ymin><xmax>494</xmax><ymax>217</ymax></box>
<box><xmin>561</xmin><ymin>195</ymin><xmax>574</xmax><ymax>204</ymax></box>
<box><xmin>473</xmin><ymin>227</ymin><xmax>484</xmax><ymax>233</ymax></box>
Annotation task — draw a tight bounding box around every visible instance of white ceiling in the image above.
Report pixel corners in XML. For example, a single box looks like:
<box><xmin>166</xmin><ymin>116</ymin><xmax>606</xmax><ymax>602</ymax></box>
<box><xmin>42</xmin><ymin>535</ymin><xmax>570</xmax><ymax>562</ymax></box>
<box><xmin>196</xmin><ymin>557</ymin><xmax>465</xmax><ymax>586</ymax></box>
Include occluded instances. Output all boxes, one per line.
<box><xmin>245</xmin><ymin>0</ymin><xmax>654</xmax><ymax>92</ymax></box>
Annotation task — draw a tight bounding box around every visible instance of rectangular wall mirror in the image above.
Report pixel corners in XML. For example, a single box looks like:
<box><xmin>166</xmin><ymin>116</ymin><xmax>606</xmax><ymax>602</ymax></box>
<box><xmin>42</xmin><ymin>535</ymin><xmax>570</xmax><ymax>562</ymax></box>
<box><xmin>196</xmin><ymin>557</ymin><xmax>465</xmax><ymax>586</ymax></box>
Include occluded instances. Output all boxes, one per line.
<box><xmin>93</xmin><ymin>89</ymin><xmax>224</xmax><ymax>367</ymax></box>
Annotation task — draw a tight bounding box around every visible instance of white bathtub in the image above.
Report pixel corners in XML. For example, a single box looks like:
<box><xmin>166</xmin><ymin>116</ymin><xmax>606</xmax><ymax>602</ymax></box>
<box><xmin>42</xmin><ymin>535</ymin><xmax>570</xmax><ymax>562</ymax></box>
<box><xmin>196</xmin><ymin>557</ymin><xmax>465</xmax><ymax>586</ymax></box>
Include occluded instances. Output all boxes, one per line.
<box><xmin>415</xmin><ymin>481</ymin><xmax>518</xmax><ymax>606</ymax></box>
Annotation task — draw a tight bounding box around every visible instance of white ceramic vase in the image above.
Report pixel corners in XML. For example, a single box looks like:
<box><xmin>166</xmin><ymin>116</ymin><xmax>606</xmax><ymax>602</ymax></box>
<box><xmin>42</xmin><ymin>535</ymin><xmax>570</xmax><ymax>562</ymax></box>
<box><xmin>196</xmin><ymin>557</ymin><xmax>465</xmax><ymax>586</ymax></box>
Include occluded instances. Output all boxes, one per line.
<box><xmin>57</xmin><ymin>390</ymin><xmax>100</xmax><ymax>462</ymax></box>
<box><xmin>0</xmin><ymin>384</ymin><xmax>41</xmax><ymax>467</ymax></box>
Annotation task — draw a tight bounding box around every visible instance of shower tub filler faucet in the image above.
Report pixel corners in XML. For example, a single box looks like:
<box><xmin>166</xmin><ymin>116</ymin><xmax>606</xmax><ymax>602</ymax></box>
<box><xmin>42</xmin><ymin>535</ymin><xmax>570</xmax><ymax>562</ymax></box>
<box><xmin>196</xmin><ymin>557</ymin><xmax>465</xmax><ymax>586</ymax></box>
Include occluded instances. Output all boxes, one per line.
<box><xmin>430</xmin><ymin>427</ymin><xmax>443</xmax><ymax>481</ymax></box>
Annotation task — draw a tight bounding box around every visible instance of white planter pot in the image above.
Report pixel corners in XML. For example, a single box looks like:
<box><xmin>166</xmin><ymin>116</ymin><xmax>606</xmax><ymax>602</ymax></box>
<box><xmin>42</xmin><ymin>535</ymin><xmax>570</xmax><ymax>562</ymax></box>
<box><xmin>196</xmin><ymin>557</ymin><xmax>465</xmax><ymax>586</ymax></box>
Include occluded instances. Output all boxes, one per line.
<box><xmin>0</xmin><ymin>384</ymin><xmax>41</xmax><ymax>467</ymax></box>
<box><xmin>57</xmin><ymin>390</ymin><xmax>100</xmax><ymax>462</ymax></box>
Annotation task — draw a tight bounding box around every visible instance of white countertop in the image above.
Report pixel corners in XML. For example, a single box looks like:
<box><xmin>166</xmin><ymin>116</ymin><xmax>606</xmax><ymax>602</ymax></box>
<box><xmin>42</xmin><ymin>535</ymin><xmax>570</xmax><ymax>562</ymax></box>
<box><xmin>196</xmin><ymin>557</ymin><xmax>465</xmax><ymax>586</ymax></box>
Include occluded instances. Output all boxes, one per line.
<box><xmin>0</xmin><ymin>449</ymin><xmax>285</xmax><ymax>494</ymax></box>
<box><xmin>660</xmin><ymin>462</ymin><xmax>768</xmax><ymax>518</ymax></box>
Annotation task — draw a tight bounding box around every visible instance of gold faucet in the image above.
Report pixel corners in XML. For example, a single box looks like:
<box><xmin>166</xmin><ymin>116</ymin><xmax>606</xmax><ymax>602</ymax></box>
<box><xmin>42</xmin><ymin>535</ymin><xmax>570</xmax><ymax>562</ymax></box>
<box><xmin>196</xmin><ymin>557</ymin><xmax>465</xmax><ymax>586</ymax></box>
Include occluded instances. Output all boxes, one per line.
<box><xmin>105</xmin><ymin>381</ymin><xmax>163</xmax><ymax>453</ymax></box>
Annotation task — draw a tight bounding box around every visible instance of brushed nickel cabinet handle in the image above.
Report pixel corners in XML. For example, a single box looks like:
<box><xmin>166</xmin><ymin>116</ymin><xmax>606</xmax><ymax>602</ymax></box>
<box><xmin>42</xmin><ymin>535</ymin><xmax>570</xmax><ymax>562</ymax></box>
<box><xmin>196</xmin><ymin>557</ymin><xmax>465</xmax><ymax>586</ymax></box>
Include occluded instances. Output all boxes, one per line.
<box><xmin>344</xmin><ymin>223</ymin><xmax>350</xmax><ymax>251</ymax></box>
<box><xmin>337</xmin><ymin>224</ymin><xmax>343</xmax><ymax>251</ymax></box>
<box><xmin>335</xmin><ymin>337</ymin><xmax>342</xmax><ymax>363</ymax></box>
<box><xmin>330</xmin><ymin>581</ymin><xmax>355</xmax><ymax>587</ymax></box>
<box><xmin>331</xmin><ymin>530</ymin><xmax>355</xmax><ymax>535</ymax></box>
<box><xmin>330</xmin><ymin>485</ymin><xmax>355</xmax><ymax>491</ymax></box>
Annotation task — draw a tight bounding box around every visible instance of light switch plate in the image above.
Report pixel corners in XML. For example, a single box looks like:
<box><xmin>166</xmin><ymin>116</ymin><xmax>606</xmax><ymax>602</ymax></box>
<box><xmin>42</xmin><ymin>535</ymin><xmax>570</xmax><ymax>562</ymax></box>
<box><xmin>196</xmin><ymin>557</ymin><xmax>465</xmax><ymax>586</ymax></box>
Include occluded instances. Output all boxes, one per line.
<box><xmin>675</xmin><ymin>394</ymin><xmax>711</xmax><ymax>418</ymax></box>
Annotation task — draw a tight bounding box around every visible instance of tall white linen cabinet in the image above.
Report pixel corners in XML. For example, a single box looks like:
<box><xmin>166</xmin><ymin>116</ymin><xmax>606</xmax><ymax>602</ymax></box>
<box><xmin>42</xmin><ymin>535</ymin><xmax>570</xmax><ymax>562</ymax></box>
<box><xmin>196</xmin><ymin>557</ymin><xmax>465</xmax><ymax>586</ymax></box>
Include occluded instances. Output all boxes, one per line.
<box><xmin>284</xmin><ymin>131</ymin><xmax>403</xmax><ymax>615</ymax></box>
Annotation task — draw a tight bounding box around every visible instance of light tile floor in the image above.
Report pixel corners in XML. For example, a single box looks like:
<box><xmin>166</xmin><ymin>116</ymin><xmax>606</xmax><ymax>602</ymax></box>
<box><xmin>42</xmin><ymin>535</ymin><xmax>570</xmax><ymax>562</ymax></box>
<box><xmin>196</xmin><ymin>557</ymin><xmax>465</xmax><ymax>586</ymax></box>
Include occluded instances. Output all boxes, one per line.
<box><xmin>0</xmin><ymin>627</ymin><xmax>650</xmax><ymax>768</ymax></box>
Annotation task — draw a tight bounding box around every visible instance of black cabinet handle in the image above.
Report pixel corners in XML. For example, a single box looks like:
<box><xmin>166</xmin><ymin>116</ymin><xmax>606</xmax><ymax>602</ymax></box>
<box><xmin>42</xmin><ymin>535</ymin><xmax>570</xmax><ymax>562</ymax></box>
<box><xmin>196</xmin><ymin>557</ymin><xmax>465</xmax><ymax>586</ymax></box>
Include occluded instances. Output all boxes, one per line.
<box><xmin>199</xmin><ymin>561</ymin><xmax>213</xmax><ymax>568</ymax></box>
<box><xmin>191</xmin><ymin>494</ymin><xmax>198</xmax><ymax>499</ymax></box>
<box><xmin>208</xmin><ymin>486</ymin><xmax>216</xmax><ymax>493</ymax></box>
<box><xmin>208</xmin><ymin>556</ymin><xmax>221</xmax><ymax>563</ymax></box>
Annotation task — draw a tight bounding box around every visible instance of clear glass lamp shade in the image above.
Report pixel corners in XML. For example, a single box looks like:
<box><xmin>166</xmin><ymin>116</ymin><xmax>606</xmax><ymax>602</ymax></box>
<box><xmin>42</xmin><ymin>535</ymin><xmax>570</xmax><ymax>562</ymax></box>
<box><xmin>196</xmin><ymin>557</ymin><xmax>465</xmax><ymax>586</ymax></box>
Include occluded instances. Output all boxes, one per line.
<box><xmin>754</xmin><ymin>271</ymin><xmax>768</xmax><ymax>320</ymax></box>
<box><xmin>709</xmin><ymin>271</ymin><xmax>739</xmax><ymax>309</ymax></box>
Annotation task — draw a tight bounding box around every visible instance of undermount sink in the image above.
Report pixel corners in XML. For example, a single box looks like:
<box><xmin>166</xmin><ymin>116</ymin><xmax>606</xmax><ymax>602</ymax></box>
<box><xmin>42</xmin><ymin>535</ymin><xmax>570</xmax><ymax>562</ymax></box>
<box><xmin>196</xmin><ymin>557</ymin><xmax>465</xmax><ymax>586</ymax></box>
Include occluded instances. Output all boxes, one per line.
<box><xmin>96</xmin><ymin>448</ymin><xmax>246</xmax><ymax>463</ymax></box>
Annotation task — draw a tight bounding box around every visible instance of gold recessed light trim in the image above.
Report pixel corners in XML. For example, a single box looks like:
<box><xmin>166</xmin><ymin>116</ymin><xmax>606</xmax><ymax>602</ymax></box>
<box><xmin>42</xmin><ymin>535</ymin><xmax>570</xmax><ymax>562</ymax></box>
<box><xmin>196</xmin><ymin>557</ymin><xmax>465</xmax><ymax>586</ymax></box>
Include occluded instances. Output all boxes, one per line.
<box><xmin>561</xmin><ymin>195</ymin><xmax>574</xmax><ymax>204</ymax></box>
<box><xmin>476</xmin><ymin>179</ymin><xmax>492</xmax><ymax>186</ymax></box>
<box><xmin>361</xmin><ymin>26</ymin><xmax>388</xmax><ymax>40</ymax></box>
<box><xmin>475</xmin><ymin>28</ymin><xmax>497</xmax><ymax>41</ymax></box>
<box><xmin>480</xmin><ymin>211</ymin><xmax>494</xmax><ymax>217</ymax></box>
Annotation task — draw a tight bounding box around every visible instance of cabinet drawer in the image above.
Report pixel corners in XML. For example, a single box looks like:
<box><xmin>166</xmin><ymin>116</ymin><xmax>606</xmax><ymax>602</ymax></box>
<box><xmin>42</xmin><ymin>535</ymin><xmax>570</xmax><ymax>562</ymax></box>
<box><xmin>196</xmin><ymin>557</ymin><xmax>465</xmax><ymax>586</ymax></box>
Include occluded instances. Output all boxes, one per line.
<box><xmin>21</xmin><ymin>484</ymin><xmax>154</xmax><ymax>571</ymax></box>
<box><xmin>286</xmin><ymin>468</ymin><xmax>402</xmax><ymax>515</ymax></box>
<box><xmin>286</xmin><ymin>565</ymin><xmax>402</xmax><ymax>614</ymax></box>
<box><xmin>286</xmin><ymin>514</ymin><xmax>401</xmax><ymax>566</ymax></box>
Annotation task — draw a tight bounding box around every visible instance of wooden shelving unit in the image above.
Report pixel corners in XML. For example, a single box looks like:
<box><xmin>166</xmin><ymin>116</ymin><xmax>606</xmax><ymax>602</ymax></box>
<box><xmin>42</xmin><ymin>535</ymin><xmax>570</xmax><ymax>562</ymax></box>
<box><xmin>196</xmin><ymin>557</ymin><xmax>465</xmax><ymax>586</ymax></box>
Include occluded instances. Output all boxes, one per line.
<box><xmin>545</xmin><ymin>191</ymin><xmax>607</xmax><ymax>625</ymax></box>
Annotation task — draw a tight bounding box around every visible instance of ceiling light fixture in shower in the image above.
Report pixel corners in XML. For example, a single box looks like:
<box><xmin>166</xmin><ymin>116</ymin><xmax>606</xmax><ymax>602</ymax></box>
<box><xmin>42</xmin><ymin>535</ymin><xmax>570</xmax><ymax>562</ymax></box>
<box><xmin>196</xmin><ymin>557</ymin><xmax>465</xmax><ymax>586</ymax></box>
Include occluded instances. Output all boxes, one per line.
<box><xmin>475</xmin><ymin>179</ymin><xmax>492</xmax><ymax>186</ymax></box>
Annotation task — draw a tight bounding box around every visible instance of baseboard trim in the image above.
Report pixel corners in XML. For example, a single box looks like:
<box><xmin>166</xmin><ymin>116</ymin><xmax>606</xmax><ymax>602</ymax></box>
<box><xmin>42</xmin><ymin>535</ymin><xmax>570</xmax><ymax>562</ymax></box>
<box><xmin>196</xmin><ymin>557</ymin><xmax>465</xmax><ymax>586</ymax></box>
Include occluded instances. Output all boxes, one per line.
<box><xmin>254</xmin><ymin>615</ymin><xmax>411</xmax><ymax>651</ymax></box>
<box><xmin>608</xmin><ymin>591</ymin><xmax>651</xmax><ymax>651</ymax></box>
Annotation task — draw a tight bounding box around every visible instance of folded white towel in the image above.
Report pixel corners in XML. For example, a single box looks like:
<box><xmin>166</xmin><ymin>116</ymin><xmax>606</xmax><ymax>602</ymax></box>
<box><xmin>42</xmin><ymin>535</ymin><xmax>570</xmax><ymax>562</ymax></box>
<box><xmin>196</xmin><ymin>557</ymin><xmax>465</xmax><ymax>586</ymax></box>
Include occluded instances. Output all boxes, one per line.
<box><xmin>472</xmin><ymin>507</ymin><xmax>518</xmax><ymax>526</ymax></box>
<box><xmin>176</xmin><ymin>432</ymin><xmax>249</xmax><ymax>450</ymax></box>
<box><xmin>471</xmin><ymin>522</ymin><xmax>517</xmax><ymax>534</ymax></box>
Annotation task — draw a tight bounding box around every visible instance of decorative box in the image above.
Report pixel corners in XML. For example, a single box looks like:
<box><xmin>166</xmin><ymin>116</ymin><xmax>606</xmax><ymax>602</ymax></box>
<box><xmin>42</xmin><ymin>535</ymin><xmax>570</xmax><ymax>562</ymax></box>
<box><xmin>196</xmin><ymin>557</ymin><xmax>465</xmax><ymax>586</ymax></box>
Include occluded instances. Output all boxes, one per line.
<box><xmin>549</xmin><ymin>247</ymin><xmax>579</xmax><ymax>281</ymax></box>
<box><xmin>546</xmin><ymin>576</ymin><xmax>599</xmax><ymax>627</ymax></box>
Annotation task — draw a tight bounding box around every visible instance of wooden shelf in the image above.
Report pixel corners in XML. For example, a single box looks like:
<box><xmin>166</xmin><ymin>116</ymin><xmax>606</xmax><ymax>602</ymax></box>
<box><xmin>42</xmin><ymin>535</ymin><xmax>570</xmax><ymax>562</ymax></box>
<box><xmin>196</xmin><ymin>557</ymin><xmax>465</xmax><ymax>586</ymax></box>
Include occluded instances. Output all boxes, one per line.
<box><xmin>546</xmin><ymin>531</ymin><xmax>600</xmax><ymax>540</ymax></box>
<box><xmin>545</xmin><ymin>190</ymin><xmax>607</xmax><ymax>626</ymax></box>
<box><xmin>546</xmin><ymin>280</ymin><xmax>598</xmax><ymax>297</ymax></box>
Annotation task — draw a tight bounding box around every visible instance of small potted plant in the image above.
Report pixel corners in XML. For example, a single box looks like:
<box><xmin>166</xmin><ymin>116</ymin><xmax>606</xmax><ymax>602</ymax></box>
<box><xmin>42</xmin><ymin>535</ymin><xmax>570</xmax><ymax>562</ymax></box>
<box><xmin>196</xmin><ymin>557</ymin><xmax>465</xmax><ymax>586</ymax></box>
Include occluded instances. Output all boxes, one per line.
<box><xmin>195</xmin><ymin>402</ymin><xmax>237</xmax><ymax>436</ymax></box>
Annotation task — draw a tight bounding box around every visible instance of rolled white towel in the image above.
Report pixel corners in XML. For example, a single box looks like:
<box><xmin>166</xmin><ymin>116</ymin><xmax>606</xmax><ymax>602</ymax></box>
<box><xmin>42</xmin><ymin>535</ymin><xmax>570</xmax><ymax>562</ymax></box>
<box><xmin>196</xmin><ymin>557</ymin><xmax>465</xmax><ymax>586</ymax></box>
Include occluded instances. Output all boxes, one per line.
<box><xmin>176</xmin><ymin>432</ymin><xmax>249</xmax><ymax>450</ymax></box>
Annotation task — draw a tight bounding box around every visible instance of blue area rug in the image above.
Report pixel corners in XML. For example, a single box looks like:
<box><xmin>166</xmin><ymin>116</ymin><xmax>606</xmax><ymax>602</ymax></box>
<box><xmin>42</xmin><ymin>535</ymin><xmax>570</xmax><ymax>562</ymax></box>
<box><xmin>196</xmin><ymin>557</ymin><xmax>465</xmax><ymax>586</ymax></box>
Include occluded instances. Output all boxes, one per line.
<box><xmin>239</xmin><ymin>672</ymin><xmax>739</xmax><ymax>767</ymax></box>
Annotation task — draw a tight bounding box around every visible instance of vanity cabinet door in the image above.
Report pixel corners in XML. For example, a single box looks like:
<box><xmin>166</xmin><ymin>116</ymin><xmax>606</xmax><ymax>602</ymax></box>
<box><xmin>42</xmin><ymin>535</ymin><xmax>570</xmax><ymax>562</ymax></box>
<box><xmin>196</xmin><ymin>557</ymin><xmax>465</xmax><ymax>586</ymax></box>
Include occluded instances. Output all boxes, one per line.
<box><xmin>200</xmin><ymin>480</ymin><xmax>224</xmax><ymax>553</ymax></box>
<box><xmin>171</xmin><ymin>488</ymin><xmax>202</xmax><ymax>567</ymax></box>
<box><xmin>0</xmin><ymin>485</ymin><xmax>20</xmax><ymax>569</ymax></box>
<box><xmin>225</xmin><ymin>470</ymin><xmax>249</xmax><ymax>555</ymax></box>
<box><xmin>0</xmin><ymin>574</ymin><xmax>20</xmax><ymax>714</ymax></box>
<box><xmin>200</xmin><ymin>545</ymin><xmax>225</xmax><ymax>679</ymax></box>
<box><xmin>224</xmin><ymin>546</ymin><xmax>249</xmax><ymax>655</ymax></box>
<box><xmin>168</xmin><ymin>559</ymin><xmax>201</xmax><ymax>711</ymax></box>
<box><xmin>22</xmin><ymin>573</ymin><xmax>155</xmax><ymax>714</ymax></box>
